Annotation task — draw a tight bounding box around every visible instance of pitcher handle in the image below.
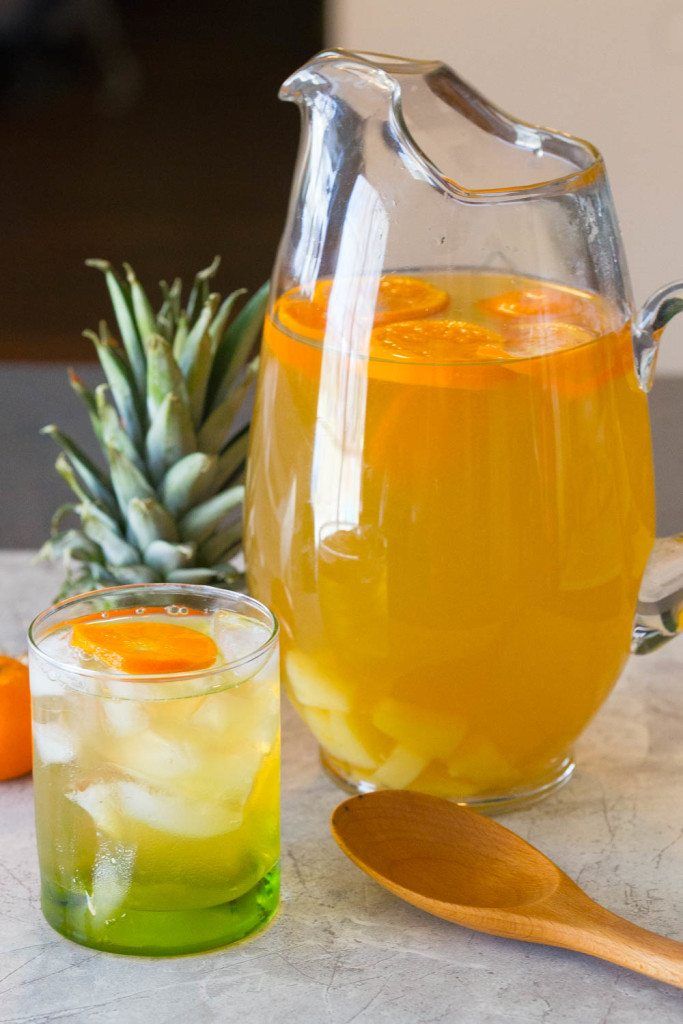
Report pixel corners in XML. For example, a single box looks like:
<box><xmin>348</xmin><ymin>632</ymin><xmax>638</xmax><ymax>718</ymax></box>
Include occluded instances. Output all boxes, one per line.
<box><xmin>632</xmin><ymin>281</ymin><xmax>683</xmax><ymax>653</ymax></box>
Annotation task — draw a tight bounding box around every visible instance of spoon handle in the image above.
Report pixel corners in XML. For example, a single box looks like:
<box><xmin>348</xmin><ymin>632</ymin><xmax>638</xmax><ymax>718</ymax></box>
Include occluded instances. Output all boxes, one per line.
<box><xmin>558</xmin><ymin>897</ymin><xmax>683</xmax><ymax>988</ymax></box>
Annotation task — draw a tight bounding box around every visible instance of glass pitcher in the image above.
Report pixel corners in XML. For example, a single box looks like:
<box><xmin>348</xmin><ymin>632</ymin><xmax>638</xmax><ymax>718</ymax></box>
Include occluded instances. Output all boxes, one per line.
<box><xmin>245</xmin><ymin>49</ymin><xmax>683</xmax><ymax>809</ymax></box>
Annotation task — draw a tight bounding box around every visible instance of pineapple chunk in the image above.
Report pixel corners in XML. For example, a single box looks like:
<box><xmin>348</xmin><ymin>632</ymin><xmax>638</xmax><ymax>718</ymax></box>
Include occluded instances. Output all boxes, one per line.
<box><xmin>372</xmin><ymin>698</ymin><xmax>466</xmax><ymax>760</ymax></box>
<box><xmin>299</xmin><ymin>707</ymin><xmax>379</xmax><ymax>770</ymax></box>
<box><xmin>447</xmin><ymin>737</ymin><xmax>518</xmax><ymax>791</ymax></box>
<box><xmin>373</xmin><ymin>746</ymin><xmax>427</xmax><ymax>788</ymax></box>
<box><xmin>285</xmin><ymin>651</ymin><xmax>350</xmax><ymax>711</ymax></box>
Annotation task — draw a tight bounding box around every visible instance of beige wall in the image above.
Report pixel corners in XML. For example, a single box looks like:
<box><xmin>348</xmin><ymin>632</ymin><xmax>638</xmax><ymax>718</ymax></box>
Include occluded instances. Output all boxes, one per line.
<box><xmin>326</xmin><ymin>0</ymin><xmax>683</xmax><ymax>373</ymax></box>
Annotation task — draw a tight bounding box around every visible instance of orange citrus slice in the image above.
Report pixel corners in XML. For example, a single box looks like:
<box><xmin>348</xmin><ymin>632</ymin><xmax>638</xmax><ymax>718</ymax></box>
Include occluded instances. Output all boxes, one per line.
<box><xmin>479</xmin><ymin>285</ymin><xmax>588</xmax><ymax>321</ymax></box>
<box><xmin>71</xmin><ymin>619</ymin><xmax>218</xmax><ymax>675</ymax></box>
<box><xmin>503</xmin><ymin>321</ymin><xmax>597</xmax><ymax>359</ymax></box>
<box><xmin>502</xmin><ymin>321</ymin><xmax>633</xmax><ymax>397</ymax></box>
<box><xmin>277</xmin><ymin>275</ymin><xmax>449</xmax><ymax>340</ymax></box>
<box><xmin>368</xmin><ymin>320</ymin><xmax>513</xmax><ymax>389</ymax></box>
<box><xmin>370</xmin><ymin>319</ymin><xmax>507</xmax><ymax>362</ymax></box>
<box><xmin>0</xmin><ymin>656</ymin><xmax>32</xmax><ymax>780</ymax></box>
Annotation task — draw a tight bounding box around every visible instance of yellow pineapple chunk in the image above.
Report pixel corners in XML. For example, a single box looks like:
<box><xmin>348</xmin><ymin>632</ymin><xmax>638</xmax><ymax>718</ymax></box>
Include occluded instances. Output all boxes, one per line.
<box><xmin>373</xmin><ymin>746</ymin><xmax>427</xmax><ymax>788</ymax></box>
<box><xmin>447</xmin><ymin>737</ymin><xmax>518</xmax><ymax>791</ymax></box>
<box><xmin>372</xmin><ymin>698</ymin><xmax>466</xmax><ymax>760</ymax></box>
<box><xmin>298</xmin><ymin>707</ymin><xmax>379</xmax><ymax>770</ymax></box>
<box><xmin>285</xmin><ymin>651</ymin><xmax>350</xmax><ymax>712</ymax></box>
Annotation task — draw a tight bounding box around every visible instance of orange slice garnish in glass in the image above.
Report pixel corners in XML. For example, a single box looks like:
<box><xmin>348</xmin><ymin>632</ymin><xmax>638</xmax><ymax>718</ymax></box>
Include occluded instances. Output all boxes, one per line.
<box><xmin>479</xmin><ymin>285</ymin><xmax>587</xmax><ymax>321</ymax></box>
<box><xmin>71</xmin><ymin>619</ymin><xmax>218</xmax><ymax>674</ymax></box>
<box><xmin>277</xmin><ymin>275</ymin><xmax>449</xmax><ymax>341</ymax></box>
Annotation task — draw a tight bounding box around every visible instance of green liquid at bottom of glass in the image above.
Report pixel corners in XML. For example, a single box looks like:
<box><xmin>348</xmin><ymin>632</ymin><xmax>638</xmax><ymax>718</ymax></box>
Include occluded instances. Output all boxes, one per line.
<box><xmin>41</xmin><ymin>864</ymin><xmax>280</xmax><ymax>956</ymax></box>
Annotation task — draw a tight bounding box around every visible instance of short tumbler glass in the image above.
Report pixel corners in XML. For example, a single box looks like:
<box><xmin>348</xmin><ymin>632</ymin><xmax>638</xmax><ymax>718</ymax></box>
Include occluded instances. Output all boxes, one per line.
<box><xmin>28</xmin><ymin>584</ymin><xmax>280</xmax><ymax>956</ymax></box>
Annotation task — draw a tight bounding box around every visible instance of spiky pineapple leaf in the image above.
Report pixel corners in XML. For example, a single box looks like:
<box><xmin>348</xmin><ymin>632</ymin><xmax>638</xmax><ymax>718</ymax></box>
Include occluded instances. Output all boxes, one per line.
<box><xmin>160</xmin><ymin>452</ymin><xmax>217</xmax><ymax>517</ymax></box>
<box><xmin>44</xmin><ymin>258</ymin><xmax>266</xmax><ymax>597</ymax></box>
<box><xmin>86</xmin><ymin>259</ymin><xmax>146</xmax><ymax>393</ymax></box>
<box><xmin>42</xmin><ymin>426</ymin><xmax>117</xmax><ymax>515</ymax></box>
<box><xmin>207</xmin><ymin>283</ymin><xmax>268</xmax><ymax>408</ymax></box>
<box><xmin>145</xmin><ymin>392</ymin><xmax>197</xmax><ymax>484</ymax></box>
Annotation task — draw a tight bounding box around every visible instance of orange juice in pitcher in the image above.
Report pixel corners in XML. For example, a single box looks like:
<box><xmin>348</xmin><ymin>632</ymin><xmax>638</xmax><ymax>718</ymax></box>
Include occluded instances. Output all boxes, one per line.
<box><xmin>247</xmin><ymin>270</ymin><xmax>653</xmax><ymax>803</ymax></box>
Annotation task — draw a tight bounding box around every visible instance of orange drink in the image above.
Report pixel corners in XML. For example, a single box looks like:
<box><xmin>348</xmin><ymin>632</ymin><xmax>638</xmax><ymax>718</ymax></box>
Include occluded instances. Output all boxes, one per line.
<box><xmin>246</xmin><ymin>272</ymin><xmax>654</xmax><ymax>805</ymax></box>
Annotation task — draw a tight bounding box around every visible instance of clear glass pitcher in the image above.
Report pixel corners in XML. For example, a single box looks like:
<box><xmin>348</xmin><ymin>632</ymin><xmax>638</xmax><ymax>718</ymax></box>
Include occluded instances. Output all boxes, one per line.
<box><xmin>245</xmin><ymin>49</ymin><xmax>683</xmax><ymax>809</ymax></box>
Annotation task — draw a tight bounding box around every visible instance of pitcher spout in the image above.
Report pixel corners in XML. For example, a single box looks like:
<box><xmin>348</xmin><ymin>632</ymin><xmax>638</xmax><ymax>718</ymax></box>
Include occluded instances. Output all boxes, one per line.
<box><xmin>279</xmin><ymin>48</ymin><xmax>602</xmax><ymax>201</ymax></box>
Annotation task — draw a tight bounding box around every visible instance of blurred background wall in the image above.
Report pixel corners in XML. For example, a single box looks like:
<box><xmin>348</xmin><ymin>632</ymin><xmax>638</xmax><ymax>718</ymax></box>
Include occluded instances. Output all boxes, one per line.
<box><xmin>1</xmin><ymin>0</ymin><xmax>323</xmax><ymax>547</ymax></box>
<box><xmin>2</xmin><ymin>0</ymin><xmax>321</xmax><ymax>362</ymax></box>
<box><xmin>2</xmin><ymin>0</ymin><xmax>683</xmax><ymax>549</ymax></box>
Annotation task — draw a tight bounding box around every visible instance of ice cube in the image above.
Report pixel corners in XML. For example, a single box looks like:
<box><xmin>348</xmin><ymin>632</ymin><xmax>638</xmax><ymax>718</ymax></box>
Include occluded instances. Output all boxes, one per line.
<box><xmin>67</xmin><ymin>782</ymin><xmax>121</xmax><ymax>834</ymax></box>
<box><xmin>191</xmin><ymin>687</ymin><xmax>279</xmax><ymax>749</ymax></box>
<box><xmin>33</xmin><ymin>721</ymin><xmax>76</xmax><ymax>764</ymax></box>
<box><xmin>28</xmin><ymin>663</ymin><xmax>67</xmax><ymax>697</ymax></box>
<box><xmin>212</xmin><ymin>610</ymin><xmax>270</xmax><ymax>664</ymax></box>
<box><xmin>102</xmin><ymin>700</ymin><xmax>148</xmax><ymax>737</ymax></box>
<box><xmin>36</xmin><ymin>627</ymin><xmax>77</xmax><ymax>665</ymax></box>
<box><xmin>88</xmin><ymin>839</ymin><xmax>136</xmax><ymax>920</ymax></box>
<box><xmin>373</xmin><ymin>746</ymin><xmax>427</xmax><ymax>788</ymax></box>
<box><xmin>111</xmin><ymin>730</ymin><xmax>198</xmax><ymax>784</ymax></box>
<box><xmin>285</xmin><ymin>651</ymin><xmax>349</xmax><ymax>711</ymax></box>
<box><xmin>118</xmin><ymin>780</ymin><xmax>241</xmax><ymax>837</ymax></box>
<box><xmin>211</xmin><ymin>746</ymin><xmax>264</xmax><ymax>805</ymax></box>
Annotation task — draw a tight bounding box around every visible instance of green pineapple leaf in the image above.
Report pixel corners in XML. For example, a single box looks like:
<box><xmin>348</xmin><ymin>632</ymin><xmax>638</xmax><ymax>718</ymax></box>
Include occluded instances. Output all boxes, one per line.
<box><xmin>43</xmin><ymin>258</ymin><xmax>267</xmax><ymax>597</ymax></box>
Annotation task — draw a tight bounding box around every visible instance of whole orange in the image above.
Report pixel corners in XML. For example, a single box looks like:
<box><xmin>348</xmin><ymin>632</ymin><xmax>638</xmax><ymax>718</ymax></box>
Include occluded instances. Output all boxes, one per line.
<box><xmin>0</xmin><ymin>656</ymin><xmax>32</xmax><ymax>780</ymax></box>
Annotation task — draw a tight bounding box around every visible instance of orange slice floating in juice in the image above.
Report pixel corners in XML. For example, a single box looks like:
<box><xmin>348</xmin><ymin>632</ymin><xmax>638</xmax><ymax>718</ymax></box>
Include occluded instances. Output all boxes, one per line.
<box><xmin>503</xmin><ymin>321</ymin><xmax>596</xmax><ymax>359</ymax></box>
<box><xmin>277</xmin><ymin>275</ymin><xmax>449</xmax><ymax>341</ymax></box>
<box><xmin>71</xmin><ymin>619</ymin><xmax>218</xmax><ymax>674</ymax></box>
<box><xmin>370</xmin><ymin>319</ymin><xmax>507</xmax><ymax>362</ymax></box>
<box><xmin>501</xmin><ymin>320</ymin><xmax>633</xmax><ymax>397</ymax></box>
<box><xmin>368</xmin><ymin>319</ymin><xmax>512</xmax><ymax>388</ymax></box>
<box><xmin>479</xmin><ymin>284</ymin><xmax>588</xmax><ymax>321</ymax></box>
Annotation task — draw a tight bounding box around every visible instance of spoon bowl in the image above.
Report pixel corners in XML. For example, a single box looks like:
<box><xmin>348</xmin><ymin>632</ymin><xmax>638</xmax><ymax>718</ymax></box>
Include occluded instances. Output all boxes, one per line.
<box><xmin>331</xmin><ymin>790</ymin><xmax>683</xmax><ymax>989</ymax></box>
<box><xmin>333</xmin><ymin>789</ymin><xmax>561</xmax><ymax>909</ymax></box>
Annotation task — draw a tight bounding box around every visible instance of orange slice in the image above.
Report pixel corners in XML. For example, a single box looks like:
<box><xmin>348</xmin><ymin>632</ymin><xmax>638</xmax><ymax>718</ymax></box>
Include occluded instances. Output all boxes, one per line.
<box><xmin>479</xmin><ymin>285</ymin><xmax>588</xmax><ymax>321</ymax></box>
<box><xmin>0</xmin><ymin>656</ymin><xmax>32</xmax><ymax>780</ymax></box>
<box><xmin>277</xmin><ymin>275</ymin><xmax>449</xmax><ymax>341</ymax></box>
<box><xmin>367</xmin><ymin>319</ymin><xmax>513</xmax><ymax>389</ymax></box>
<box><xmin>370</xmin><ymin>319</ymin><xmax>507</xmax><ymax>362</ymax></box>
<box><xmin>502</xmin><ymin>321</ymin><xmax>633</xmax><ymax>397</ymax></box>
<box><xmin>71</xmin><ymin>619</ymin><xmax>218</xmax><ymax>675</ymax></box>
<box><xmin>265</xmin><ymin>315</ymin><xmax>514</xmax><ymax>390</ymax></box>
<box><xmin>503</xmin><ymin>321</ymin><xmax>597</xmax><ymax>359</ymax></box>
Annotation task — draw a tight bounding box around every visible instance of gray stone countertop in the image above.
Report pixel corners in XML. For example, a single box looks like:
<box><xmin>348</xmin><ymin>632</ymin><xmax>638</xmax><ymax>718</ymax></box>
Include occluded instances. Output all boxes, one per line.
<box><xmin>0</xmin><ymin>551</ymin><xmax>682</xmax><ymax>1024</ymax></box>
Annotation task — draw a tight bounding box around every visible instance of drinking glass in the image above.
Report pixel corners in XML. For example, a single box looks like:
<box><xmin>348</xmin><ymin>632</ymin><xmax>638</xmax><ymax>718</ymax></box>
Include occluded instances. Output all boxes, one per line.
<box><xmin>28</xmin><ymin>584</ymin><xmax>280</xmax><ymax>956</ymax></box>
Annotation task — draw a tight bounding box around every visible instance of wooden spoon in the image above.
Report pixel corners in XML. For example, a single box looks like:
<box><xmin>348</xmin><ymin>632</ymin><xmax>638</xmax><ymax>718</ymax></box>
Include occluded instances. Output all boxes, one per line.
<box><xmin>331</xmin><ymin>790</ymin><xmax>683</xmax><ymax>988</ymax></box>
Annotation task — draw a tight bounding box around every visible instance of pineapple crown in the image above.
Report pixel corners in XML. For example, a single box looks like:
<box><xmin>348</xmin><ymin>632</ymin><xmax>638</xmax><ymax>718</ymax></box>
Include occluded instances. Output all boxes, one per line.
<box><xmin>41</xmin><ymin>256</ymin><xmax>268</xmax><ymax>599</ymax></box>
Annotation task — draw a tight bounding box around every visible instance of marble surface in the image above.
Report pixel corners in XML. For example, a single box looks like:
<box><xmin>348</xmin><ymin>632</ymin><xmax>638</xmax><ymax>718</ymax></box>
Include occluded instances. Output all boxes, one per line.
<box><xmin>0</xmin><ymin>551</ymin><xmax>682</xmax><ymax>1024</ymax></box>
